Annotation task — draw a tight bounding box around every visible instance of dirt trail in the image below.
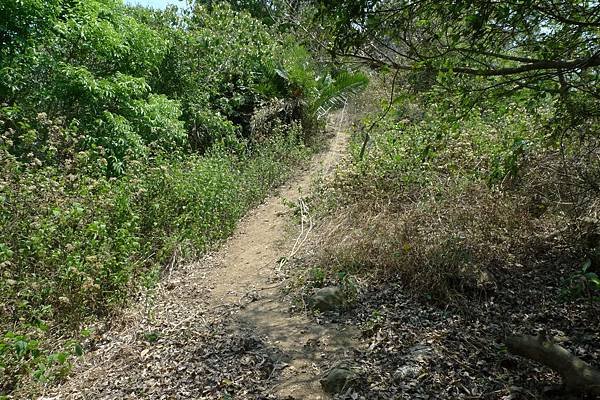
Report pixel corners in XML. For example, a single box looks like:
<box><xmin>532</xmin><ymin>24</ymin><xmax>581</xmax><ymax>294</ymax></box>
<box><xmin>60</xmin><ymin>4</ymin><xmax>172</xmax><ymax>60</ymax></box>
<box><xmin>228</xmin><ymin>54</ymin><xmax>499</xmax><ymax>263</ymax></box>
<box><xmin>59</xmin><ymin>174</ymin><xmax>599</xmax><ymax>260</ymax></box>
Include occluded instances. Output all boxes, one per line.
<box><xmin>39</xmin><ymin>110</ymin><xmax>355</xmax><ymax>400</ymax></box>
<box><xmin>208</xmin><ymin>108</ymin><xmax>356</xmax><ymax>399</ymax></box>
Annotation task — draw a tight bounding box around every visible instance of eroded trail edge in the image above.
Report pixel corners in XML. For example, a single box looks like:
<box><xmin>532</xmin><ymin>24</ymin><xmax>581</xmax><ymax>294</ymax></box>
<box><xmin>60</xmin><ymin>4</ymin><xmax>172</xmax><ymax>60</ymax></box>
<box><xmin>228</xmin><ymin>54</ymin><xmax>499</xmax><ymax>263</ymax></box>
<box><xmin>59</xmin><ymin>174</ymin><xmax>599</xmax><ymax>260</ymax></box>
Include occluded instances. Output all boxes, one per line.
<box><xmin>41</xmin><ymin>111</ymin><xmax>353</xmax><ymax>400</ymax></box>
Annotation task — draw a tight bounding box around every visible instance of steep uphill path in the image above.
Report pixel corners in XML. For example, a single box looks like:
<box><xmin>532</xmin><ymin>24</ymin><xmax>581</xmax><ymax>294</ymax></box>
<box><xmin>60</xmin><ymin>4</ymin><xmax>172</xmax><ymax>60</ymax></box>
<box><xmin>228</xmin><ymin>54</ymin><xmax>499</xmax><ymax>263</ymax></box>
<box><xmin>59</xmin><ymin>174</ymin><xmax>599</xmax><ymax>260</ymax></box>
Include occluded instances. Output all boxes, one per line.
<box><xmin>38</xmin><ymin>110</ymin><xmax>356</xmax><ymax>400</ymax></box>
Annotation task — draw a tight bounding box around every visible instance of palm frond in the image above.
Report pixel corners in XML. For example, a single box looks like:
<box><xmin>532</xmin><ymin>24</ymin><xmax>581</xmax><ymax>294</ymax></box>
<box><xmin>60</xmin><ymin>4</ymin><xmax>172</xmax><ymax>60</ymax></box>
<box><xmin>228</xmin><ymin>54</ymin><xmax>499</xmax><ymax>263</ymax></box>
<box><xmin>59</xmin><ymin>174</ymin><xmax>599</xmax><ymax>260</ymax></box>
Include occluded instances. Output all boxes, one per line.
<box><xmin>313</xmin><ymin>71</ymin><xmax>369</xmax><ymax>119</ymax></box>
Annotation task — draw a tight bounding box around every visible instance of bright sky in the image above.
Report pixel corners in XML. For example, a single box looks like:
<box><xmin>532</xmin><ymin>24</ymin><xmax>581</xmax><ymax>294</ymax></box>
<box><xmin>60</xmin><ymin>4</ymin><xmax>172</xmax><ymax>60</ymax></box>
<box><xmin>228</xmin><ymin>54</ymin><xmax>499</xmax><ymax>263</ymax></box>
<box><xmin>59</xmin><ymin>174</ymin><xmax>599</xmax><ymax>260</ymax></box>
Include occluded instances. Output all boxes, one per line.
<box><xmin>125</xmin><ymin>0</ymin><xmax>183</xmax><ymax>9</ymax></box>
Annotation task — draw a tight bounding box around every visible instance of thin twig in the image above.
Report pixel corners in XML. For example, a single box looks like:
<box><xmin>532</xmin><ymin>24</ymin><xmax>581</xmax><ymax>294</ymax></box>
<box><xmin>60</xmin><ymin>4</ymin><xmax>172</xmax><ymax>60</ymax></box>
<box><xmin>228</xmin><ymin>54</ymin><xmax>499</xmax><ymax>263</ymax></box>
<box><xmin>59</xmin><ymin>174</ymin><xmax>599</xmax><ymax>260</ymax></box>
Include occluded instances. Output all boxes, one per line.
<box><xmin>359</xmin><ymin>67</ymin><xmax>400</xmax><ymax>160</ymax></box>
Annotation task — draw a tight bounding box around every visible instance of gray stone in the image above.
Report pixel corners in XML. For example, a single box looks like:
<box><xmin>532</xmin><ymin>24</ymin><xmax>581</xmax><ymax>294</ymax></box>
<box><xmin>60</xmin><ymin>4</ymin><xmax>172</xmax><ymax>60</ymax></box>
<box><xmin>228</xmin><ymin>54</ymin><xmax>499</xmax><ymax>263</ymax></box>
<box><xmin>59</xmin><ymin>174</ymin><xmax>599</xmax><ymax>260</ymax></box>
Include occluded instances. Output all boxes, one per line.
<box><xmin>320</xmin><ymin>366</ymin><xmax>354</xmax><ymax>394</ymax></box>
<box><xmin>310</xmin><ymin>286</ymin><xmax>345</xmax><ymax>312</ymax></box>
<box><xmin>393</xmin><ymin>364</ymin><xmax>423</xmax><ymax>381</ymax></box>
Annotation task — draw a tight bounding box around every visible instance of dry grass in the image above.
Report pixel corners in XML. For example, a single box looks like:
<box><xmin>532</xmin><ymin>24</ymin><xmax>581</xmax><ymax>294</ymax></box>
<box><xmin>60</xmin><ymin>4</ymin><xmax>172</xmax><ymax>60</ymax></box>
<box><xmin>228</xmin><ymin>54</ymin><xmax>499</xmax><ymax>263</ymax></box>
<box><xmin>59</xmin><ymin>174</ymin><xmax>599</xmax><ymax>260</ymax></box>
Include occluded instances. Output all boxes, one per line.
<box><xmin>314</xmin><ymin>178</ymin><xmax>540</xmax><ymax>297</ymax></box>
<box><xmin>303</xmin><ymin>149</ymin><xmax>599</xmax><ymax>300</ymax></box>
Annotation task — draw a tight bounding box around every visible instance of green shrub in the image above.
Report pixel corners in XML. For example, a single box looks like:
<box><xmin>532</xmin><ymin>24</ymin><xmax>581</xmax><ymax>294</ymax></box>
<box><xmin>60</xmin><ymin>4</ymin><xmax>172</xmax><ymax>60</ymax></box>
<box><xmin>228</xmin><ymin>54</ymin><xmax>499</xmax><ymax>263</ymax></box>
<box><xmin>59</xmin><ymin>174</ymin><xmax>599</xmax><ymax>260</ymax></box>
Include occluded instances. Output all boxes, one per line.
<box><xmin>0</xmin><ymin>129</ymin><xmax>308</xmax><ymax>394</ymax></box>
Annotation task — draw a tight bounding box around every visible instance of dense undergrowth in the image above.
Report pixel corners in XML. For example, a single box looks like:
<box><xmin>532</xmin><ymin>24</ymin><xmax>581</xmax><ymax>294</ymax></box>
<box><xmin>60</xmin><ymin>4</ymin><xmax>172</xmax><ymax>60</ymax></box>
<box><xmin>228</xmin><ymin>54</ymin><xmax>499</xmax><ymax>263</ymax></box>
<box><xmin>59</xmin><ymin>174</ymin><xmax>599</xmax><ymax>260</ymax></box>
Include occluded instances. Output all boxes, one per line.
<box><xmin>291</xmin><ymin>73</ymin><xmax>600</xmax><ymax>397</ymax></box>
<box><xmin>294</xmin><ymin>1</ymin><xmax>600</xmax><ymax>313</ymax></box>
<box><xmin>0</xmin><ymin>0</ymin><xmax>366</xmax><ymax>394</ymax></box>
<box><xmin>307</xmin><ymin>75</ymin><xmax>600</xmax><ymax>302</ymax></box>
<box><xmin>281</xmin><ymin>1</ymin><xmax>600</xmax><ymax>396</ymax></box>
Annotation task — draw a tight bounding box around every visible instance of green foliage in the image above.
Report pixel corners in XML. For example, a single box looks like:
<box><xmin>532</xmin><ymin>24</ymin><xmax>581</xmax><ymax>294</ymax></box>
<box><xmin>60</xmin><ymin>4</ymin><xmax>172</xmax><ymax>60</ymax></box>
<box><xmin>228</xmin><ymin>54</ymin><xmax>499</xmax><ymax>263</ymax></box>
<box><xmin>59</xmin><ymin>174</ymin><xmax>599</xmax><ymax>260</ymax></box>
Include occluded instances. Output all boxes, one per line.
<box><xmin>561</xmin><ymin>259</ymin><xmax>600</xmax><ymax>302</ymax></box>
<box><xmin>337</xmin><ymin>272</ymin><xmax>359</xmax><ymax>303</ymax></box>
<box><xmin>0</xmin><ymin>0</ymin><xmax>61</xmax><ymax>54</ymax></box>
<box><xmin>53</xmin><ymin>0</ymin><xmax>167</xmax><ymax>77</ymax></box>
<box><xmin>152</xmin><ymin>3</ymin><xmax>285</xmax><ymax>147</ymax></box>
<box><xmin>307</xmin><ymin>73</ymin><xmax>597</xmax><ymax>301</ymax></box>
<box><xmin>352</xmin><ymin>89</ymin><xmax>551</xmax><ymax>187</ymax></box>
<box><xmin>312</xmin><ymin>70</ymin><xmax>369</xmax><ymax>119</ymax></box>
<box><xmin>309</xmin><ymin>0</ymin><xmax>600</xmax><ymax>167</ymax></box>
<box><xmin>309</xmin><ymin>267</ymin><xmax>326</xmax><ymax>286</ymax></box>
<box><xmin>273</xmin><ymin>41</ymin><xmax>368</xmax><ymax>139</ymax></box>
<box><xmin>1</xmin><ymin>0</ymin><xmax>331</xmax><ymax>171</ymax></box>
<box><xmin>0</xmin><ymin>130</ymin><xmax>308</xmax><ymax>395</ymax></box>
<box><xmin>312</xmin><ymin>0</ymin><xmax>599</xmax><ymax>93</ymax></box>
<box><xmin>0</xmin><ymin>331</ymin><xmax>83</xmax><ymax>390</ymax></box>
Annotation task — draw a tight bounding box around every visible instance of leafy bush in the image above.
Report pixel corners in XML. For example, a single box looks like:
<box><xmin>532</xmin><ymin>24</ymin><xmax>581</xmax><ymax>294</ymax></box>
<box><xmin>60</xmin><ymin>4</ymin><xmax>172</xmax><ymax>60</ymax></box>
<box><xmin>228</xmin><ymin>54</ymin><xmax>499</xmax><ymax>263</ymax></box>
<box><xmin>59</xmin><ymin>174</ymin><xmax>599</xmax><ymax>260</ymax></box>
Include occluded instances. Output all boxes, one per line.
<box><xmin>0</xmin><ymin>129</ymin><xmax>308</xmax><ymax>394</ymax></box>
<box><xmin>0</xmin><ymin>0</ymin><xmax>369</xmax><ymax>394</ymax></box>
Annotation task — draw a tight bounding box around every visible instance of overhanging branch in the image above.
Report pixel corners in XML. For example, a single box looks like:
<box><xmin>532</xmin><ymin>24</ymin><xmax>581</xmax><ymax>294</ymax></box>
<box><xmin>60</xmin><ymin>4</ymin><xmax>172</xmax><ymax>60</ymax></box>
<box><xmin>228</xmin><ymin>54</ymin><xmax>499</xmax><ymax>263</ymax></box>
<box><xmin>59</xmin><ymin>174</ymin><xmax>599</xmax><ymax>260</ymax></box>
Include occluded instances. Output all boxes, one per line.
<box><xmin>338</xmin><ymin>51</ymin><xmax>600</xmax><ymax>77</ymax></box>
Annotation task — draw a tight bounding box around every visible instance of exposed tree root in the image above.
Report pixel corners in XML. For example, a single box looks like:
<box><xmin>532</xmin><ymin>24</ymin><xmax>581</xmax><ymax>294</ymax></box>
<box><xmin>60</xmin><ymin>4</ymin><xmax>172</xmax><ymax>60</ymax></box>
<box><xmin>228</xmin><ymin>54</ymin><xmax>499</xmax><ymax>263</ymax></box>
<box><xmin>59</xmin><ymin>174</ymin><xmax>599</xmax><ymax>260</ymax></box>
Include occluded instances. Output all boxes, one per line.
<box><xmin>506</xmin><ymin>335</ymin><xmax>600</xmax><ymax>396</ymax></box>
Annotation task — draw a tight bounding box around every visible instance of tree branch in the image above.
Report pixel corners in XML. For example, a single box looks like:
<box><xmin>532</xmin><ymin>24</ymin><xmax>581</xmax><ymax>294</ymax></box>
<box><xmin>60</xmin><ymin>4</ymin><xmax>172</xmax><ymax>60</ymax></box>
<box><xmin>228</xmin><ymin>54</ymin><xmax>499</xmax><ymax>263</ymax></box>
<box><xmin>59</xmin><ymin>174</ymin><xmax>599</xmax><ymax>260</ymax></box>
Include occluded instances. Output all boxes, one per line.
<box><xmin>534</xmin><ymin>5</ymin><xmax>600</xmax><ymax>28</ymax></box>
